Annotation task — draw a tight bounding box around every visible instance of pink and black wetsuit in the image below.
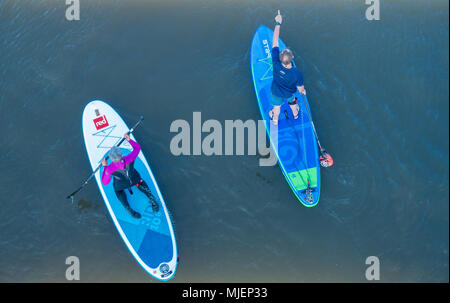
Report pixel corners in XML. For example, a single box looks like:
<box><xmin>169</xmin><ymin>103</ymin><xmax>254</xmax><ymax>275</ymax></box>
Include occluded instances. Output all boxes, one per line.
<box><xmin>101</xmin><ymin>139</ymin><xmax>141</xmax><ymax>188</ymax></box>
<box><xmin>101</xmin><ymin>139</ymin><xmax>158</xmax><ymax>215</ymax></box>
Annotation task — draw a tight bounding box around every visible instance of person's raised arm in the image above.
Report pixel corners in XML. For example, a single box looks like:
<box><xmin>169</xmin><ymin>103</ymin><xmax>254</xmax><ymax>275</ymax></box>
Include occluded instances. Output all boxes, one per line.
<box><xmin>273</xmin><ymin>10</ymin><xmax>282</xmax><ymax>48</ymax></box>
<box><xmin>122</xmin><ymin>133</ymin><xmax>141</xmax><ymax>164</ymax></box>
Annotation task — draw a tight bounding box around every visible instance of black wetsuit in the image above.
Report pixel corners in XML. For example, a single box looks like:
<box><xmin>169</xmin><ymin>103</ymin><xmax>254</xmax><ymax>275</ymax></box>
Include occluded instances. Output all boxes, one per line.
<box><xmin>112</xmin><ymin>160</ymin><xmax>157</xmax><ymax>212</ymax></box>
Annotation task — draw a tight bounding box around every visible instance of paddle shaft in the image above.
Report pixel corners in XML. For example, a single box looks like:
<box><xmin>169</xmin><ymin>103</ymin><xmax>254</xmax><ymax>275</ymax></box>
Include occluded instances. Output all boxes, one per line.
<box><xmin>67</xmin><ymin>116</ymin><xmax>144</xmax><ymax>200</ymax></box>
<box><xmin>299</xmin><ymin>94</ymin><xmax>326</xmax><ymax>153</ymax></box>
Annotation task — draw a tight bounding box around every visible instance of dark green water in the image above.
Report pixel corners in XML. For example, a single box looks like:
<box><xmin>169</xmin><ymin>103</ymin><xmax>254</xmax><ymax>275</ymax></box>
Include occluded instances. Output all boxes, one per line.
<box><xmin>0</xmin><ymin>0</ymin><xmax>448</xmax><ymax>282</ymax></box>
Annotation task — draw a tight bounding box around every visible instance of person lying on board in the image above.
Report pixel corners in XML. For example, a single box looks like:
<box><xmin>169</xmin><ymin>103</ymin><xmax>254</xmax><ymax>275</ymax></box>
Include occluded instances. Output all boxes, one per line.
<box><xmin>101</xmin><ymin>133</ymin><xmax>159</xmax><ymax>218</ymax></box>
<box><xmin>269</xmin><ymin>10</ymin><xmax>307</xmax><ymax>126</ymax></box>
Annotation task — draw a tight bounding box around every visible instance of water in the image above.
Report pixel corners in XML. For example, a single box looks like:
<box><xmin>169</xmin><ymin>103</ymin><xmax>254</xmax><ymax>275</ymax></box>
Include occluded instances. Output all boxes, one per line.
<box><xmin>0</xmin><ymin>0</ymin><xmax>448</xmax><ymax>282</ymax></box>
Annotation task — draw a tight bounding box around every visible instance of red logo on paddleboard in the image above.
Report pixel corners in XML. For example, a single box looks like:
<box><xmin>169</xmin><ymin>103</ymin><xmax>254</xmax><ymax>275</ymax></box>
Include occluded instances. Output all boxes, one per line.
<box><xmin>93</xmin><ymin>115</ymin><xmax>109</xmax><ymax>130</ymax></box>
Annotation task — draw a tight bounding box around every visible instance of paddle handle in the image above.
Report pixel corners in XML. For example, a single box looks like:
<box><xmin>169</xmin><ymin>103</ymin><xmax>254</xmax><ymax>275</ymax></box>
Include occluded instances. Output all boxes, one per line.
<box><xmin>113</xmin><ymin>115</ymin><xmax>144</xmax><ymax>149</ymax></box>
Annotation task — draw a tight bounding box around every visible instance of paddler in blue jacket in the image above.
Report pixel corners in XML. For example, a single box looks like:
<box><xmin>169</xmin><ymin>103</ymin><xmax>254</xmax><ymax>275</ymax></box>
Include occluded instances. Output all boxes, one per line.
<box><xmin>269</xmin><ymin>10</ymin><xmax>307</xmax><ymax>125</ymax></box>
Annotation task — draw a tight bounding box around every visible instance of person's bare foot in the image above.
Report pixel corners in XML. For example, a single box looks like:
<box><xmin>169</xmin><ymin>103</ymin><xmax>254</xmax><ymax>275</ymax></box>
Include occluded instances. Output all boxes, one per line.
<box><xmin>290</xmin><ymin>104</ymin><xmax>299</xmax><ymax>119</ymax></box>
<box><xmin>269</xmin><ymin>110</ymin><xmax>279</xmax><ymax>125</ymax></box>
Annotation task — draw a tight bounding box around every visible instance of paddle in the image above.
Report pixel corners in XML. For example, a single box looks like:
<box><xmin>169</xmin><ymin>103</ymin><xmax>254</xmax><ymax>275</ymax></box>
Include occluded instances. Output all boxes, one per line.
<box><xmin>299</xmin><ymin>94</ymin><xmax>334</xmax><ymax>167</ymax></box>
<box><xmin>67</xmin><ymin>116</ymin><xmax>144</xmax><ymax>202</ymax></box>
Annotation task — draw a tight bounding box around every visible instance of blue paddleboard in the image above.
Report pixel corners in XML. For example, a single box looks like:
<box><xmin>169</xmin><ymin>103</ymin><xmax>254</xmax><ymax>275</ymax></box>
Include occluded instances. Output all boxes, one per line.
<box><xmin>251</xmin><ymin>25</ymin><xmax>321</xmax><ymax>207</ymax></box>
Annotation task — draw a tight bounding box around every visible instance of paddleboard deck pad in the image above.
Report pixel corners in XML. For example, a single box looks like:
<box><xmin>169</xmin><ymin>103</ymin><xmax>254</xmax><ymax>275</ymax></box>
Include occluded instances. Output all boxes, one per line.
<box><xmin>251</xmin><ymin>25</ymin><xmax>321</xmax><ymax>207</ymax></box>
<box><xmin>82</xmin><ymin>100</ymin><xmax>177</xmax><ymax>280</ymax></box>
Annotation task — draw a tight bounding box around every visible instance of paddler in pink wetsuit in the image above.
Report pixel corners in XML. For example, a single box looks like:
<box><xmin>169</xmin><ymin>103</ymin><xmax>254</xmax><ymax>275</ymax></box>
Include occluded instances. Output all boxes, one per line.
<box><xmin>101</xmin><ymin>133</ymin><xmax>159</xmax><ymax>218</ymax></box>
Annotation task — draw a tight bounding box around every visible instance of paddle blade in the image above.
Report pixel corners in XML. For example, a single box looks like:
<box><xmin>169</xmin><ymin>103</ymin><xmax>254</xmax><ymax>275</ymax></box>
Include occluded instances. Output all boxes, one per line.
<box><xmin>319</xmin><ymin>152</ymin><xmax>333</xmax><ymax>168</ymax></box>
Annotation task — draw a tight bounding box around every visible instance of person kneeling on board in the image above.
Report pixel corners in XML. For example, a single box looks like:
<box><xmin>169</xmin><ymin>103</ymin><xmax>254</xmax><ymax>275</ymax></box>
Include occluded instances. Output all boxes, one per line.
<box><xmin>101</xmin><ymin>133</ymin><xmax>159</xmax><ymax>218</ymax></box>
<box><xmin>269</xmin><ymin>10</ymin><xmax>307</xmax><ymax>126</ymax></box>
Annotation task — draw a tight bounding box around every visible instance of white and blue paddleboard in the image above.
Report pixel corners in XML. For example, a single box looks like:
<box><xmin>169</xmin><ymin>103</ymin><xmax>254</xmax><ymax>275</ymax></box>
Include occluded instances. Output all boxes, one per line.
<box><xmin>82</xmin><ymin>100</ymin><xmax>177</xmax><ymax>281</ymax></box>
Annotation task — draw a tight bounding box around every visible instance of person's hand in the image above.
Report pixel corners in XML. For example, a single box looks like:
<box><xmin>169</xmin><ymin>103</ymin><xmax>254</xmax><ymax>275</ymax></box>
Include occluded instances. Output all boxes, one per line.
<box><xmin>101</xmin><ymin>158</ymin><xmax>108</xmax><ymax>167</ymax></box>
<box><xmin>300</xmin><ymin>87</ymin><xmax>306</xmax><ymax>95</ymax></box>
<box><xmin>275</xmin><ymin>10</ymin><xmax>282</xmax><ymax>24</ymax></box>
<box><xmin>124</xmin><ymin>132</ymin><xmax>130</xmax><ymax>141</ymax></box>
